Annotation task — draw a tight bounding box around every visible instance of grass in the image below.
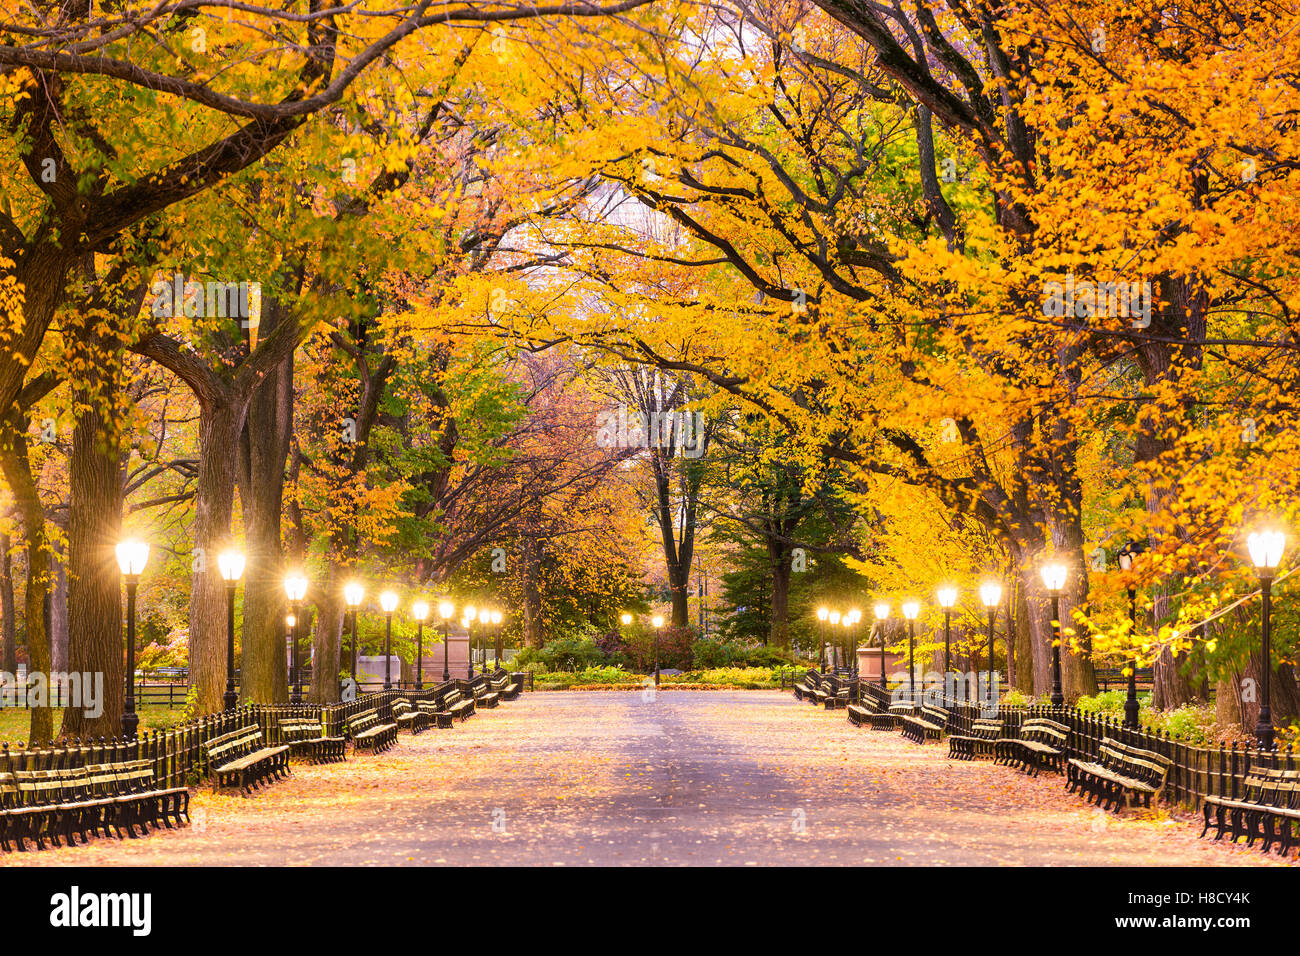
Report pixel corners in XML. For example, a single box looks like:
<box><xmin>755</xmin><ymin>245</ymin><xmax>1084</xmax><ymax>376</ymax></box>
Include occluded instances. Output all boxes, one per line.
<box><xmin>0</xmin><ymin>707</ymin><xmax>190</xmax><ymax>746</ymax></box>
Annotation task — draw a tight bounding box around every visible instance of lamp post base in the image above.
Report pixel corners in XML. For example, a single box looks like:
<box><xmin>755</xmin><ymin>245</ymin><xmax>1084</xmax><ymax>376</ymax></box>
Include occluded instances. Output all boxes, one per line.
<box><xmin>223</xmin><ymin>688</ymin><xmax>238</xmax><ymax>712</ymax></box>
<box><xmin>1255</xmin><ymin>713</ymin><xmax>1275</xmax><ymax>751</ymax></box>
<box><xmin>1124</xmin><ymin>697</ymin><xmax>1140</xmax><ymax>729</ymax></box>
<box><xmin>121</xmin><ymin>709</ymin><xmax>139</xmax><ymax>740</ymax></box>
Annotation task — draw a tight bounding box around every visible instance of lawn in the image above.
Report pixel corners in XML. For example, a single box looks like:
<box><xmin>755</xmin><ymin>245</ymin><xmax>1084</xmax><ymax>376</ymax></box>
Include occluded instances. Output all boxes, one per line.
<box><xmin>0</xmin><ymin>707</ymin><xmax>190</xmax><ymax>747</ymax></box>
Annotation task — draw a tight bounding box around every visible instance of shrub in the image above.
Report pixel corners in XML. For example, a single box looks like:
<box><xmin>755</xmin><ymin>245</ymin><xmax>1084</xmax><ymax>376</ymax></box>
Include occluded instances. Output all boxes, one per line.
<box><xmin>690</xmin><ymin>638</ymin><xmax>731</xmax><ymax>668</ymax></box>
<box><xmin>740</xmin><ymin>645</ymin><xmax>793</xmax><ymax>668</ymax></box>
<box><xmin>524</xmin><ymin>635</ymin><xmax>606</xmax><ymax>672</ymax></box>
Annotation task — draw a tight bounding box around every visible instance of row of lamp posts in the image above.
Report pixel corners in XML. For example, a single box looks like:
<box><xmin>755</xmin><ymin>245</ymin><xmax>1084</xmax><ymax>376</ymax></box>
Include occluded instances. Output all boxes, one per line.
<box><xmin>115</xmin><ymin>529</ymin><xmax>1287</xmax><ymax>747</ymax></box>
<box><xmin>815</xmin><ymin>607</ymin><xmax>861</xmax><ymax>675</ymax></box>
<box><xmin>858</xmin><ymin>526</ymin><xmax>1288</xmax><ymax>748</ymax></box>
<box><xmin>115</xmin><ymin>538</ymin><xmax>508</xmax><ymax>737</ymax></box>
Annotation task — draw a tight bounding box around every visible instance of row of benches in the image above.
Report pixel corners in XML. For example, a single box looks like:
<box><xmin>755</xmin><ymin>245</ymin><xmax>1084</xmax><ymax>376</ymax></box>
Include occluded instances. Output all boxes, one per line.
<box><xmin>792</xmin><ymin>670</ymin><xmax>851</xmax><ymax>709</ymax></box>
<box><xmin>1</xmin><ymin>670</ymin><xmax>527</xmax><ymax>852</ymax></box>
<box><xmin>842</xmin><ymin>690</ymin><xmax>1299</xmax><ymax>856</ymax></box>
<box><xmin>0</xmin><ymin>761</ymin><xmax>191</xmax><ymax>851</ymax></box>
<box><xmin>846</xmin><ymin>697</ymin><xmax>1173</xmax><ymax>810</ymax></box>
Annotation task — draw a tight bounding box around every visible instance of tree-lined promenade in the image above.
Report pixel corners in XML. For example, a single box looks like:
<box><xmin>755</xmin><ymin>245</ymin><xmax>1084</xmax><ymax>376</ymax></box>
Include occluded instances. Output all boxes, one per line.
<box><xmin>0</xmin><ymin>0</ymin><xmax>1296</xmax><ymax>763</ymax></box>
<box><xmin>0</xmin><ymin>692</ymin><xmax>1272</xmax><ymax>867</ymax></box>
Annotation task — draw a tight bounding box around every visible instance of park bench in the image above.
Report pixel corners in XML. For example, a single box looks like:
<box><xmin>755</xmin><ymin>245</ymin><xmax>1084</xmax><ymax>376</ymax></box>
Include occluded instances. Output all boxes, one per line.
<box><xmin>469</xmin><ymin>675</ymin><xmax>500</xmax><ymax>709</ymax></box>
<box><xmin>900</xmin><ymin>705</ymin><xmax>950</xmax><ymax>744</ymax></box>
<box><xmin>1066</xmin><ymin>738</ymin><xmax>1173</xmax><ymax>811</ymax></box>
<box><xmin>0</xmin><ymin>760</ymin><xmax>190</xmax><ymax>852</ymax></box>
<box><xmin>204</xmin><ymin>725</ymin><xmax>290</xmax><ymax>794</ymax></box>
<box><xmin>437</xmin><ymin>686</ymin><xmax>476</xmax><ymax>722</ymax></box>
<box><xmin>348</xmin><ymin>708</ymin><xmax>398</xmax><ymax>754</ymax></box>
<box><xmin>846</xmin><ymin>693</ymin><xmax>900</xmax><ymax>730</ymax></box>
<box><xmin>1201</xmin><ymin>768</ymin><xmax>1300</xmax><ymax>855</ymax></box>
<box><xmin>815</xmin><ymin>676</ymin><xmax>851</xmax><ymax>709</ymax></box>
<box><xmin>391</xmin><ymin>699</ymin><xmax>430</xmax><ymax>734</ymax></box>
<box><xmin>792</xmin><ymin>669</ymin><xmax>821</xmax><ymax>702</ymax></box>
<box><xmin>417</xmin><ymin>699</ymin><xmax>457</xmax><ymax>729</ymax></box>
<box><xmin>947</xmin><ymin>717</ymin><xmax>1005</xmax><ymax>760</ymax></box>
<box><xmin>279</xmin><ymin>716</ymin><xmax>347</xmax><ymax>763</ymax></box>
<box><xmin>490</xmin><ymin>670</ymin><xmax>521</xmax><ymax>701</ymax></box>
<box><xmin>993</xmin><ymin>717</ymin><xmax>1069</xmax><ymax>776</ymax></box>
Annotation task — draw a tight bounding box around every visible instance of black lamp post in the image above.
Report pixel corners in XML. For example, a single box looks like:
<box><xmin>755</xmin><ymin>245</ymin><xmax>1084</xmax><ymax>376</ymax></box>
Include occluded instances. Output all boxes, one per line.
<box><xmin>465</xmin><ymin>605</ymin><xmax>477</xmax><ymax>679</ymax></box>
<box><xmin>492</xmin><ymin>610</ymin><xmax>503</xmax><ymax>667</ymax></box>
<box><xmin>873</xmin><ymin>603</ymin><xmax>890</xmax><ymax>688</ymax></box>
<box><xmin>344</xmin><ymin>581</ymin><xmax>364</xmax><ymax>688</ymax></box>
<box><xmin>218</xmin><ymin>550</ymin><xmax>245</xmax><ymax>712</ymax></box>
<box><xmin>1116</xmin><ymin>542</ymin><xmax>1146</xmax><ymax>729</ymax></box>
<box><xmin>380</xmin><ymin>590</ymin><xmax>398</xmax><ymax>690</ymax></box>
<box><xmin>902</xmin><ymin>600</ymin><xmax>920</xmax><ymax>705</ymax></box>
<box><xmin>439</xmin><ymin>600</ymin><xmax>454</xmax><ymax>681</ymax></box>
<box><xmin>115</xmin><ymin>539</ymin><xmax>149</xmax><ymax>739</ymax></box>
<box><xmin>413</xmin><ymin>600</ymin><xmax>429</xmax><ymax>690</ymax></box>
<box><xmin>980</xmin><ymin>582</ymin><xmax>1002</xmax><ymax>706</ymax></box>
<box><xmin>1041</xmin><ymin>564</ymin><xmax>1067</xmax><ymax>708</ymax></box>
<box><xmin>936</xmin><ymin>587</ymin><xmax>957</xmax><ymax>675</ymax></box>
<box><xmin>816</xmin><ymin>607</ymin><xmax>828</xmax><ymax>670</ymax></box>
<box><xmin>477</xmin><ymin>608</ymin><xmax>492</xmax><ymax>672</ymax></box>
<box><xmin>285</xmin><ymin>572</ymin><xmax>308</xmax><ymax>704</ymax></box>
<box><xmin>1248</xmin><ymin>530</ymin><xmax>1286</xmax><ymax>749</ymax></box>
<box><xmin>848</xmin><ymin>609</ymin><xmax>861</xmax><ymax>677</ymax></box>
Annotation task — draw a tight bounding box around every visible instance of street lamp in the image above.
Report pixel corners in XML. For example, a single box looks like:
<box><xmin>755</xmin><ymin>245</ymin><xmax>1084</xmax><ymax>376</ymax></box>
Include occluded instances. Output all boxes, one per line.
<box><xmin>344</xmin><ymin>581</ymin><xmax>364</xmax><ymax>687</ymax></box>
<box><xmin>1041</xmin><ymin>563</ymin><xmax>1068</xmax><ymax>707</ymax></box>
<box><xmin>438</xmin><ymin>600</ymin><xmax>454</xmax><ymax>681</ymax></box>
<box><xmin>491</xmin><ymin>609</ymin><xmax>503</xmax><ymax>667</ymax></box>
<box><xmin>817</xmin><ymin>607</ymin><xmax>829</xmax><ymax>670</ymax></box>
<box><xmin>465</xmin><ymin>605</ymin><xmax>477</xmax><ymax>679</ymax></box>
<box><xmin>478</xmin><ymin>606</ymin><xmax>492</xmax><ymax>671</ymax></box>
<box><xmin>412</xmin><ymin>599</ymin><xmax>429</xmax><ymax>690</ymax></box>
<box><xmin>1247</xmin><ymin>529</ymin><xmax>1286</xmax><ymax>749</ymax></box>
<box><xmin>1116</xmin><ymin>542</ymin><xmax>1145</xmax><ymax>729</ymax></box>
<box><xmin>284</xmin><ymin>572</ymin><xmax>308</xmax><ymax>704</ymax></box>
<box><xmin>652</xmin><ymin>614</ymin><xmax>664</xmax><ymax>687</ymax></box>
<box><xmin>841</xmin><ymin>616</ymin><xmax>852</xmax><ymax>677</ymax></box>
<box><xmin>901</xmin><ymin>600</ymin><xmax>920</xmax><ymax>706</ymax></box>
<box><xmin>848</xmin><ymin>608</ymin><xmax>861</xmax><ymax>677</ymax></box>
<box><xmin>980</xmin><ymin>581</ymin><xmax>1002</xmax><ymax>706</ymax></box>
<box><xmin>116</xmin><ymin>539</ymin><xmax>149</xmax><ymax>739</ymax></box>
<box><xmin>936</xmin><ymin>586</ymin><xmax>957</xmax><ymax>674</ymax></box>
<box><xmin>379</xmin><ymin>589</ymin><xmax>399</xmax><ymax>690</ymax></box>
<box><xmin>873</xmin><ymin>602</ymin><xmax>890</xmax><ymax>688</ymax></box>
<box><xmin>828</xmin><ymin>610</ymin><xmax>842</xmax><ymax>669</ymax></box>
<box><xmin>217</xmin><ymin>550</ymin><xmax>245</xmax><ymax>712</ymax></box>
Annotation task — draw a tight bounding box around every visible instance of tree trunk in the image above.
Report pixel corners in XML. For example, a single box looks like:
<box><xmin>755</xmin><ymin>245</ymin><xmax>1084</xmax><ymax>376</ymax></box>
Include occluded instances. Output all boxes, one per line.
<box><xmin>1</xmin><ymin>530</ymin><xmax>15</xmax><ymax>673</ymax></box>
<box><xmin>1219</xmin><ymin>654</ymin><xmax>1300</xmax><ymax>736</ymax></box>
<box><xmin>62</xmin><ymin>385</ymin><xmax>125</xmax><ymax>739</ymax></box>
<box><xmin>49</xmin><ymin>542</ymin><xmax>69</xmax><ymax>673</ymax></box>
<box><xmin>521</xmin><ymin>537</ymin><xmax>542</xmax><ymax>648</ymax></box>
<box><xmin>188</xmin><ymin>401</ymin><xmax>244</xmax><ymax>715</ymax></box>
<box><xmin>309</xmin><ymin>559</ymin><xmax>346</xmax><ymax>703</ymax></box>
<box><xmin>237</xmin><ymin>319</ymin><xmax>295</xmax><ymax>704</ymax></box>
<box><xmin>1011</xmin><ymin>581</ymin><xmax>1033</xmax><ymax>694</ymax></box>
<box><xmin>0</xmin><ymin>423</ymin><xmax>54</xmax><ymax>742</ymax></box>
<box><xmin>767</xmin><ymin>543</ymin><xmax>792</xmax><ymax>647</ymax></box>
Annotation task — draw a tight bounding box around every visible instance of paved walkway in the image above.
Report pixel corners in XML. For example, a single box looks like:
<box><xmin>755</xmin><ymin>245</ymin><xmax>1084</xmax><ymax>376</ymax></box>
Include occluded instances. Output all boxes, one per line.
<box><xmin>4</xmin><ymin>691</ymin><xmax>1282</xmax><ymax>866</ymax></box>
